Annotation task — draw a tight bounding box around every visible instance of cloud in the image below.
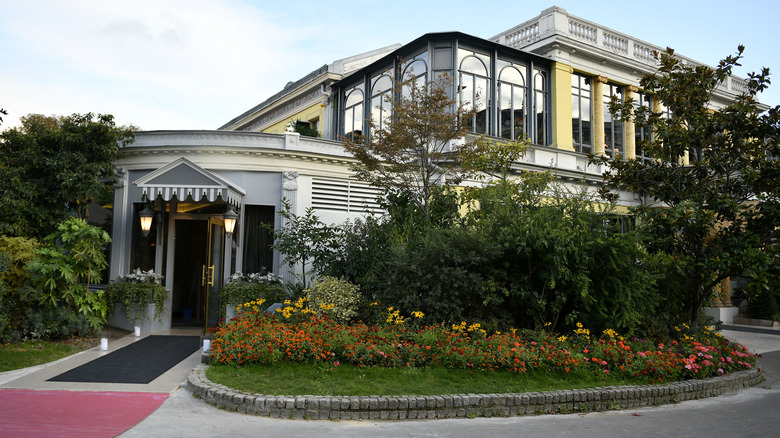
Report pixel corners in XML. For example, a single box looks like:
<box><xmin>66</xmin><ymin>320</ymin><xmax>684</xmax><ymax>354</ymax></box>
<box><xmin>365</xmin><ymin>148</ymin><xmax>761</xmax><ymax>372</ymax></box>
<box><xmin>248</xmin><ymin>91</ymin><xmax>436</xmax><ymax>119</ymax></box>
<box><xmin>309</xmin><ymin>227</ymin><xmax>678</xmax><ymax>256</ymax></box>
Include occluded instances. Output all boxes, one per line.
<box><xmin>0</xmin><ymin>0</ymin><xmax>327</xmax><ymax>130</ymax></box>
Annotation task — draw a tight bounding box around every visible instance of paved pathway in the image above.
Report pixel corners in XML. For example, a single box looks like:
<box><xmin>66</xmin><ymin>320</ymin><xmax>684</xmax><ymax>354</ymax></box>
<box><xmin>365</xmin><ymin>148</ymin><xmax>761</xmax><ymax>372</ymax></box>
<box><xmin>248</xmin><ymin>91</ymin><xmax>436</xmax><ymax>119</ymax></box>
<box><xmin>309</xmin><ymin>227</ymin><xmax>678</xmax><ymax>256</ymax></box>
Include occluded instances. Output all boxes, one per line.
<box><xmin>0</xmin><ymin>329</ymin><xmax>202</xmax><ymax>438</ymax></box>
<box><xmin>118</xmin><ymin>326</ymin><xmax>780</xmax><ymax>437</ymax></box>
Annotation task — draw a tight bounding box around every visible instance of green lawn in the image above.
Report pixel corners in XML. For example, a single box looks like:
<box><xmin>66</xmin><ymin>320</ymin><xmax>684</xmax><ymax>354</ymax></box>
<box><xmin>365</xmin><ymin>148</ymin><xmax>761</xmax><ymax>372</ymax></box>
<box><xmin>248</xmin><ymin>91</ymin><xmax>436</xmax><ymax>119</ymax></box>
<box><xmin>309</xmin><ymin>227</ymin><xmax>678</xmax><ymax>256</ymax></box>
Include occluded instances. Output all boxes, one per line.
<box><xmin>206</xmin><ymin>362</ymin><xmax>644</xmax><ymax>397</ymax></box>
<box><xmin>0</xmin><ymin>338</ymin><xmax>96</xmax><ymax>372</ymax></box>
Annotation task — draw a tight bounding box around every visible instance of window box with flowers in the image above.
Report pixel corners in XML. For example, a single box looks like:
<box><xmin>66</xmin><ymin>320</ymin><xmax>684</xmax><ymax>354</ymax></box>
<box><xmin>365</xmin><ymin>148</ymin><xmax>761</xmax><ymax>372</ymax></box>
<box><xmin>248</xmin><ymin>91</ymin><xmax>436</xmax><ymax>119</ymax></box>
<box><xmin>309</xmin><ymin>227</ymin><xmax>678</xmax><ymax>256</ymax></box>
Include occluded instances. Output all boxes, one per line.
<box><xmin>106</xmin><ymin>269</ymin><xmax>167</xmax><ymax>333</ymax></box>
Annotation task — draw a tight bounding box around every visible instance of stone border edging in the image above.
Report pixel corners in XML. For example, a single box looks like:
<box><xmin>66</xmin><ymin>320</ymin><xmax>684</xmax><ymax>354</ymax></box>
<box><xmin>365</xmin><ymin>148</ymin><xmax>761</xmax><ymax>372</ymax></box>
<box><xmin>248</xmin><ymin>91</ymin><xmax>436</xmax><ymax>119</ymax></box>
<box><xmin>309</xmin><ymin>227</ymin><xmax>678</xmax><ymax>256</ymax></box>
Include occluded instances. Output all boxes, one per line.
<box><xmin>185</xmin><ymin>364</ymin><xmax>762</xmax><ymax>420</ymax></box>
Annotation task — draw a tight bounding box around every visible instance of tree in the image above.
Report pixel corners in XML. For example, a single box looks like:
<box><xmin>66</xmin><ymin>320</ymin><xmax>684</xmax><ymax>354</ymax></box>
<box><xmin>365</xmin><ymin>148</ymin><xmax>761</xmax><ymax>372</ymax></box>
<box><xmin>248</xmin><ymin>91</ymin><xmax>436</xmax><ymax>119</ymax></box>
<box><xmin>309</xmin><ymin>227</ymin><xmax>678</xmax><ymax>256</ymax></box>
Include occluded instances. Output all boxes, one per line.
<box><xmin>593</xmin><ymin>46</ymin><xmax>780</xmax><ymax>325</ymax></box>
<box><xmin>271</xmin><ymin>199</ymin><xmax>337</xmax><ymax>289</ymax></box>
<box><xmin>343</xmin><ymin>72</ymin><xmax>484</xmax><ymax>221</ymax></box>
<box><xmin>0</xmin><ymin>107</ymin><xmax>7</xmax><ymax>126</ymax></box>
<box><xmin>0</xmin><ymin>113</ymin><xmax>134</xmax><ymax>238</ymax></box>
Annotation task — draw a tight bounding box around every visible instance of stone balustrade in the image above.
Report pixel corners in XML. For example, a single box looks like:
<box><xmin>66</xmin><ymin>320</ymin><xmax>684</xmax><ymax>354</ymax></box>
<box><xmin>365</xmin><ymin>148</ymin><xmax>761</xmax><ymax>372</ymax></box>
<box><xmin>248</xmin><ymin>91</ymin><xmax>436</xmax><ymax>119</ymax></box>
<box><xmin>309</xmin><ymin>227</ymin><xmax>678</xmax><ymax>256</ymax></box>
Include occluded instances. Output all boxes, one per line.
<box><xmin>491</xmin><ymin>7</ymin><xmax>749</xmax><ymax>97</ymax></box>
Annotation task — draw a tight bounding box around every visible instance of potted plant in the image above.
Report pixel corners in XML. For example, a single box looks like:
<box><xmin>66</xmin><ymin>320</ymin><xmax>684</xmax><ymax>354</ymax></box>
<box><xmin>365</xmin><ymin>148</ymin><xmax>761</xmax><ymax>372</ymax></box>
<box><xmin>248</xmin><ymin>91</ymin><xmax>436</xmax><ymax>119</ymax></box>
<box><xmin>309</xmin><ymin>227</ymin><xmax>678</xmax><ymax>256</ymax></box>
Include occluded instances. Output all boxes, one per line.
<box><xmin>220</xmin><ymin>271</ymin><xmax>286</xmax><ymax>319</ymax></box>
<box><xmin>106</xmin><ymin>269</ymin><xmax>167</xmax><ymax>335</ymax></box>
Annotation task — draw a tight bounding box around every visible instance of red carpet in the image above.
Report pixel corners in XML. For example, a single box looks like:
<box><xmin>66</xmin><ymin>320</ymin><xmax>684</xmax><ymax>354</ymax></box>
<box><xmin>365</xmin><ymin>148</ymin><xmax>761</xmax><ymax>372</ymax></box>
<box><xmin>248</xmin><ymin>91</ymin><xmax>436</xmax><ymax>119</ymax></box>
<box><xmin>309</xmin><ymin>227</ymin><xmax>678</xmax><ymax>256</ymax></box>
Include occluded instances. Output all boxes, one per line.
<box><xmin>0</xmin><ymin>389</ymin><xmax>168</xmax><ymax>437</ymax></box>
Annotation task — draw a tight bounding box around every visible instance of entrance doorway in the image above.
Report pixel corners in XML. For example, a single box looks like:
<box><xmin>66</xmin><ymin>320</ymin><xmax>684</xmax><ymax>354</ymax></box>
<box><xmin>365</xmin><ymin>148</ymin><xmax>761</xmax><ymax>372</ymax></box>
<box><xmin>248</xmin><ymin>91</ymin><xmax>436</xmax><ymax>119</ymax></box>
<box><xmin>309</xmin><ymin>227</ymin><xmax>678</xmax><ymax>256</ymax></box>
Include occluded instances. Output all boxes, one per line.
<box><xmin>171</xmin><ymin>217</ymin><xmax>226</xmax><ymax>331</ymax></box>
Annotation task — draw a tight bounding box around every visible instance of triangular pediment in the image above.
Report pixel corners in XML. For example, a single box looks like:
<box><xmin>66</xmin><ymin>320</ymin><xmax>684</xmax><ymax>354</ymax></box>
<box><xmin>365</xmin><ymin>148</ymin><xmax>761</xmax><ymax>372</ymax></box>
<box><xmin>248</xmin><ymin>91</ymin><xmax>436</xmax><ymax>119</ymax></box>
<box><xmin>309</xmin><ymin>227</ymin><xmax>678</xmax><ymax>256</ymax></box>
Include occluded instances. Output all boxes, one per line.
<box><xmin>133</xmin><ymin>157</ymin><xmax>245</xmax><ymax>206</ymax></box>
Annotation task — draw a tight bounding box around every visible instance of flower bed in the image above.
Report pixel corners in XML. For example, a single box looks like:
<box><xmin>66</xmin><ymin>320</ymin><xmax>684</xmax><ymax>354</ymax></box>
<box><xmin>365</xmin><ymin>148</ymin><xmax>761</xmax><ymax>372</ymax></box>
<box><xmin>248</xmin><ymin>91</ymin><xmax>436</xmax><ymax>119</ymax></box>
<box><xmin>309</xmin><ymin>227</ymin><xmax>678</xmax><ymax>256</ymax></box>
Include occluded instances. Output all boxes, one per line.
<box><xmin>208</xmin><ymin>301</ymin><xmax>756</xmax><ymax>384</ymax></box>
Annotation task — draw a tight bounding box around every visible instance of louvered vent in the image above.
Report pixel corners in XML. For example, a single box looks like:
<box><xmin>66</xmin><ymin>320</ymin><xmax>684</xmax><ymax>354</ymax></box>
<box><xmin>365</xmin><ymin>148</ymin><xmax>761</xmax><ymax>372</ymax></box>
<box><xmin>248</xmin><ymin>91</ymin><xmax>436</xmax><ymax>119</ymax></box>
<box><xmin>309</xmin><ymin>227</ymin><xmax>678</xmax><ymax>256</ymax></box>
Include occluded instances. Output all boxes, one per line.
<box><xmin>312</xmin><ymin>178</ymin><xmax>384</xmax><ymax>214</ymax></box>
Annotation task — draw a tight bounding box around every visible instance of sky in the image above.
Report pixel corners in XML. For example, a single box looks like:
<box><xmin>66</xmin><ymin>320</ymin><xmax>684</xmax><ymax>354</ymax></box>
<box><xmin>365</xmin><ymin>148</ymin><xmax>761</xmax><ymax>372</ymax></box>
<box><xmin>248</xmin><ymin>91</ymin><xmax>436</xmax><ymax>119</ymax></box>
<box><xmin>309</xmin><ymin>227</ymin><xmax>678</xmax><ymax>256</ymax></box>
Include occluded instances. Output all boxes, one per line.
<box><xmin>1</xmin><ymin>0</ymin><xmax>778</xmax><ymax>132</ymax></box>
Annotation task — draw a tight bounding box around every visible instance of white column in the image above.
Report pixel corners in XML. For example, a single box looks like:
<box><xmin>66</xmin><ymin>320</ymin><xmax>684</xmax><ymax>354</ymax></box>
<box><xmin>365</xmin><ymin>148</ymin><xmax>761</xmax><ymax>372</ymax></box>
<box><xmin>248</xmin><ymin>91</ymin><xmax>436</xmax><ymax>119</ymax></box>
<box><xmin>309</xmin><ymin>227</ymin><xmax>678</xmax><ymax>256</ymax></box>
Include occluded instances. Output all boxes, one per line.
<box><xmin>281</xmin><ymin>170</ymin><xmax>299</xmax><ymax>285</ymax></box>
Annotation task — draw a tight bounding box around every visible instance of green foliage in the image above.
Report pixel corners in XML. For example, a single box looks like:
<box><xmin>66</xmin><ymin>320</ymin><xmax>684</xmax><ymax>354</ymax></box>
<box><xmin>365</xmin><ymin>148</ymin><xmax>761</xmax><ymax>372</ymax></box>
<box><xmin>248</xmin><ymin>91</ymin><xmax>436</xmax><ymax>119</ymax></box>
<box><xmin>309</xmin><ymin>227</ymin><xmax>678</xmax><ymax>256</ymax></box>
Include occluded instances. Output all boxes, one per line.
<box><xmin>271</xmin><ymin>199</ymin><xmax>338</xmax><ymax>288</ymax></box>
<box><xmin>595</xmin><ymin>46</ymin><xmax>780</xmax><ymax>325</ymax></box>
<box><xmin>0</xmin><ymin>112</ymin><xmax>134</xmax><ymax>238</ymax></box>
<box><xmin>105</xmin><ymin>269</ymin><xmax>167</xmax><ymax>323</ymax></box>
<box><xmin>0</xmin><ymin>236</ymin><xmax>39</xmax><ymax>341</ymax></box>
<box><xmin>320</xmin><ymin>216</ymin><xmax>389</xmax><ymax>302</ymax></box>
<box><xmin>305</xmin><ymin>276</ymin><xmax>361</xmax><ymax>323</ymax></box>
<box><xmin>220</xmin><ymin>272</ymin><xmax>287</xmax><ymax>310</ymax></box>
<box><xmin>379</xmin><ymin>227</ymin><xmax>508</xmax><ymax>328</ymax></box>
<box><xmin>287</xmin><ymin>119</ymin><xmax>320</xmax><ymax>138</ymax></box>
<box><xmin>26</xmin><ymin>218</ymin><xmax>111</xmax><ymax>332</ymax></box>
<box><xmin>744</xmin><ymin>264</ymin><xmax>780</xmax><ymax>321</ymax></box>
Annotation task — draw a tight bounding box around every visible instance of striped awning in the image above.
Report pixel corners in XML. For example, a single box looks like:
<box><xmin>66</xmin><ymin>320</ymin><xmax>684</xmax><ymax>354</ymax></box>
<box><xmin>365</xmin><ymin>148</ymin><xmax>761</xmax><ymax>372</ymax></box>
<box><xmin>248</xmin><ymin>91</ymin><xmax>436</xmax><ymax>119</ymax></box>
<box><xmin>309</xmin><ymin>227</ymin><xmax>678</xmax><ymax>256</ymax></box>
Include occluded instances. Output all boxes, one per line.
<box><xmin>133</xmin><ymin>157</ymin><xmax>245</xmax><ymax>207</ymax></box>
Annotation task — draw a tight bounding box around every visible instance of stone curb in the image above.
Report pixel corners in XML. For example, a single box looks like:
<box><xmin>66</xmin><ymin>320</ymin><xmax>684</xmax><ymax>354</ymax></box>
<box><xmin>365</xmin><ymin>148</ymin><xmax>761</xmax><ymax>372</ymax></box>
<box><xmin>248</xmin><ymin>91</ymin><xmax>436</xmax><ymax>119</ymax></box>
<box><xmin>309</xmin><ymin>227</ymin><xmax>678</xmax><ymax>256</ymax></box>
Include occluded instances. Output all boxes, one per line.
<box><xmin>185</xmin><ymin>364</ymin><xmax>763</xmax><ymax>420</ymax></box>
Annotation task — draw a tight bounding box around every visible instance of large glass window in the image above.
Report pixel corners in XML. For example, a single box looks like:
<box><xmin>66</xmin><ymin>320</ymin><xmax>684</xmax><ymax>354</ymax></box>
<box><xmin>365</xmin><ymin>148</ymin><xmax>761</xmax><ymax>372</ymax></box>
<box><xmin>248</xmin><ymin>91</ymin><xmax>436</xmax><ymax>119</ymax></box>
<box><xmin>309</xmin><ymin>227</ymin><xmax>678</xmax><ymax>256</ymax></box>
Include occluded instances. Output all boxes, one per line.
<box><xmin>603</xmin><ymin>83</ymin><xmax>624</xmax><ymax>159</ymax></box>
<box><xmin>634</xmin><ymin>92</ymin><xmax>653</xmax><ymax>163</ymax></box>
<box><xmin>534</xmin><ymin>68</ymin><xmax>548</xmax><ymax>145</ymax></box>
<box><xmin>571</xmin><ymin>73</ymin><xmax>592</xmax><ymax>154</ymax></box>
<box><xmin>458</xmin><ymin>49</ymin><xmax>491</xmax><ymax>135</ymax></box>
<box><xmin>498</xmin><ymin>63</ymin><xmax>526</xmax><ymax>140</ymax></box>
<box><xmin>401</xmin><ymin>53</ymin><xmax>428</xmax><ymax>99</ymax></box>
<box><xmin>370</xmin><ymin>73</ymin><xmax>393</xmax><ymax>133</ymax></box>
<box><xmin>343</xmin><ymin>84</ymin><xmax>364</xmax><ymax>139</ymax></box>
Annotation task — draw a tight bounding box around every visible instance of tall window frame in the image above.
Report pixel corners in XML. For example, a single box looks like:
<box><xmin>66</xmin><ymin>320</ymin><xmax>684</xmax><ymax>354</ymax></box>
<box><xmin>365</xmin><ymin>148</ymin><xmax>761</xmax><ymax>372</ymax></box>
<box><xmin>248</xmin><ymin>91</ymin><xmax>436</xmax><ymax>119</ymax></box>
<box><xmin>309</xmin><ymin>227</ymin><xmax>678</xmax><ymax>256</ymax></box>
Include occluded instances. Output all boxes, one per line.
<box><xmin>370</xmin><ymin>72</ymin><xmax>393</xmax><ymax>135</ymax></box>
<box><xmin>497</xmin><ymin>62</ymin><xmax>526</xmax><ymax>140</ymax></box>
<box><xmin>342</xmin><ymin>84</ymin><xmax>365</xmax><ymax>140</ymax></box>
<box><xmin>533</xmin><ymin>68</ymin><xmax>548</xmax><ymax>146</ymax></box>
<box><xmin>458</xmin><ymin>49</ymin><xmax>491</xmax><ymax>135</ymax></box>
<box><xmin>571</xmin><ymin>73</ymin><xmax>593</xmax><ymax>154</ymax></box>
<box><xmin>603</xmin><ymin>83</ymin><xmax>624</xmax><ymax>159</ymax></box>
<box><xmin>633</xmin><ymin>92</ymin><xmax>653</xmax><ymax>163</ymax></box>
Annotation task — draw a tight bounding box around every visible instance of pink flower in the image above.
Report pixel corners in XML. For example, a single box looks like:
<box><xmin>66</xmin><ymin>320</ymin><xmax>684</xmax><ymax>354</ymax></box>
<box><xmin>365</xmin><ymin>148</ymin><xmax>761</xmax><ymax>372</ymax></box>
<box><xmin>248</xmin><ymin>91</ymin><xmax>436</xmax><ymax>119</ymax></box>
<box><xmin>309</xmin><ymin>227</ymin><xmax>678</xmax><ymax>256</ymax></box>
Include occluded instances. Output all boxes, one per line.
<box><xmin>334</xmin><ymin>361</ymin><xmax>340</xmax><ymax>367</ymax></box>
<box><xmin>601</xmin><ymin>360</ymin><xmax>608</xmax><ymax>366</ymax></box>
<box><xmin>718</xmin><ymin>368</ymin><xmax>724</xmax><ymax>374</ymax></box>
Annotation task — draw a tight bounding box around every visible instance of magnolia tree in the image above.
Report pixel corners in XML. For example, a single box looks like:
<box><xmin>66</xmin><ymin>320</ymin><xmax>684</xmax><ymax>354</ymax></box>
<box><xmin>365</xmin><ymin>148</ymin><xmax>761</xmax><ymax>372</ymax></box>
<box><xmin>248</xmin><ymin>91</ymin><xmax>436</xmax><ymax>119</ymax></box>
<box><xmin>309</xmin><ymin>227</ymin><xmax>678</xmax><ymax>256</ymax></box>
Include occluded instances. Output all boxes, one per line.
<box><xmin>343</xmin><ymin>72</ymin><xmax>486</xmax><ymax>222</ymax></box>
<box><xmin>594</xmin><ymin>46</ymin><xmax>780</xmax><ymax>325</ymax></box>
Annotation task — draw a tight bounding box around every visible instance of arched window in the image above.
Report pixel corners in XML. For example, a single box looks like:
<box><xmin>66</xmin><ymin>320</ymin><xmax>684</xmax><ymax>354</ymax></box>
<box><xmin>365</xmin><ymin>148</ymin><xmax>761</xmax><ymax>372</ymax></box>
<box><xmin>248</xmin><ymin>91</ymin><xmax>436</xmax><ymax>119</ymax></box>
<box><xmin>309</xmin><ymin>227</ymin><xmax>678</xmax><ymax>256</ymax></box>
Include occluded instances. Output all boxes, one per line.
<box><xmin>498</xmin><ymin>65</ymin><xmax>526</xmax><ymax>140</ymax></box>
<box><xmin>343</xmin><ymin>85</ymin><xmax>364</xmax><ymax>140</ymax></box>
<box><xmin>370</xmin><ymin>73</ymin><xmax>393</xmax><ymax>133</ymax></box>
<box><xmin>533</xmin><ymin>69</ymin><xmax>548</xmax><ymax>146</ymax></box>
<box><xmin>459</xmin><ymin>54</ymin><xmax>490</xmax><ymax>134</ymax></box>
<box><xmin>401</xmin><ymin>57</ymin><xmax>428</xmax><ymax>99</ymax></box>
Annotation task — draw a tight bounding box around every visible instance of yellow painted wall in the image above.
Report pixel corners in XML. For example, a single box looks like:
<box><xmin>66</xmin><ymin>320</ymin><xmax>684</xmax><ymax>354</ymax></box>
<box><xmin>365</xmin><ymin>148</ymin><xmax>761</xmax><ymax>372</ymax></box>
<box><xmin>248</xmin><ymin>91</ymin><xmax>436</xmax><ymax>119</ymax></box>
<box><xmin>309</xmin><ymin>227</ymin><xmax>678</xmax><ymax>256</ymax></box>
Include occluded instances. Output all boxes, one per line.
<box><xmin>262</xmin><ymin>103</ymin><xmax>325</xmax><ymax>135</ymax></box>
<box><xmin>550</xmin><ymin>62</ymin><xmax>574</xmax><ymax>151</ymax></box>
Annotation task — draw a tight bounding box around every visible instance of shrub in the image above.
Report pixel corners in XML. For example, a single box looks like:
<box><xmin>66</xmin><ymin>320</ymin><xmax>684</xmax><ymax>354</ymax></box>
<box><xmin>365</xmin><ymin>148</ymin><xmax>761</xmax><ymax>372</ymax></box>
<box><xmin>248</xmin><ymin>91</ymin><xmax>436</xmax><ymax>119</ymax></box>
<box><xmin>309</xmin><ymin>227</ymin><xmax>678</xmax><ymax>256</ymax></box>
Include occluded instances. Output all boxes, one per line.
<box><xmin>305</xmin><ymin>276</ymin><xmax>361</xmax><ymax>323</ymax></box>
<box><xmin>220</xmin><ymin>272</ymin><xmax>286</xmax><ymax>312</ymax></box>
<box><xmin>26</xmin><ymin>218</ymin><xmax>111</xmax><ymax>333</ymax></box>
<box><xmin>379</xmin><ymin>227</ymin><xmax>509</xmax><ymax>329</ymax></box>
<box><xmin>0</xmin><ymin>236</ymin><xmax>39</xmax><ymax>341</ymax></box>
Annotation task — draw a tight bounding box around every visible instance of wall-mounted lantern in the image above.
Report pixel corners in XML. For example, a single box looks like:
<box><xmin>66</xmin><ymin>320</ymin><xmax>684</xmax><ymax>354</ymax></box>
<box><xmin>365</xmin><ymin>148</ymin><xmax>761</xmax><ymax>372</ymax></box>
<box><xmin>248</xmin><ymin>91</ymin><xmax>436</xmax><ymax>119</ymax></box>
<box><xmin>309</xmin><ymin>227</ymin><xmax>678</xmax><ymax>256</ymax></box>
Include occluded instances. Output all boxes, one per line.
<box><xmin>224</xmin><ymin>206</ymin><xmax>238</xmax><ymax>237</ymax></box>
<box><xmin>139</xmin><ymin>205</ymin><xmax>155</xmax><ymax>236</ymax></box>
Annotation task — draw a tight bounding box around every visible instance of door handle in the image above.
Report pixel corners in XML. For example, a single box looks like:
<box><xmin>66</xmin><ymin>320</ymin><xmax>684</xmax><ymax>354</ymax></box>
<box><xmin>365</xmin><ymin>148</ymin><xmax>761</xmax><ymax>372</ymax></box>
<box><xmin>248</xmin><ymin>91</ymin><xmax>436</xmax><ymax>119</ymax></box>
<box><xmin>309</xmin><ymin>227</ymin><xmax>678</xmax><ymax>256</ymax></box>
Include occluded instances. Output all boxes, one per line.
<box><xmin>206</xmin><ymin>265</ymin><xmax>215</xmax><ymax>286</ymax></box>
<box><xmin>201</xmin><ymin>265</ymin><xmax>215</xmax><ymax>287</ymax></box>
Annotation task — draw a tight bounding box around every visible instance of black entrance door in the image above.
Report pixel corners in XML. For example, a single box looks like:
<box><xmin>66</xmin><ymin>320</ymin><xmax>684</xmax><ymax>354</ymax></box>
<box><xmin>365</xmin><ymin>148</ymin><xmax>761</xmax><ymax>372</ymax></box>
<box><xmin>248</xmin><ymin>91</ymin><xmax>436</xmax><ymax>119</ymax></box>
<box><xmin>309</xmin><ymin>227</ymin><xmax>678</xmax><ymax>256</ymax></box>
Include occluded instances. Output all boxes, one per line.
<box><xmin>171</xmin><ymin>220</ymin><xmax>207</xmax><ymax>327</ymax></box>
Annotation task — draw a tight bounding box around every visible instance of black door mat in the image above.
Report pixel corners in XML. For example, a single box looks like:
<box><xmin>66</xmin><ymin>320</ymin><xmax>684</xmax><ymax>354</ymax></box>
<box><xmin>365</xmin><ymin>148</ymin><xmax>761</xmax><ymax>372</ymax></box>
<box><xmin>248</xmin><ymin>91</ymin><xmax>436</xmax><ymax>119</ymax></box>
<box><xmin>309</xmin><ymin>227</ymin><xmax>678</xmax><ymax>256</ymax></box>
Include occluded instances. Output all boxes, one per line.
<box><xmin>48</xmin><ymin>335</ymin><xmax>200</xmax><ymax>384</ymax></box>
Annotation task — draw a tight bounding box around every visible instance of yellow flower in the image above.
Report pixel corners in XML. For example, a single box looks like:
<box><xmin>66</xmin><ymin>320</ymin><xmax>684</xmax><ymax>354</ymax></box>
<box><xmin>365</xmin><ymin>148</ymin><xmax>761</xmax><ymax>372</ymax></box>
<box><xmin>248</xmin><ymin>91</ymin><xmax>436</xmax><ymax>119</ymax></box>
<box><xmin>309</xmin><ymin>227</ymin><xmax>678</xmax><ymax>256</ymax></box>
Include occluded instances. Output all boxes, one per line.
<box><xmin>576</xmin><ymin>322</ymin><xmax>583</xmax><ymax>328</ymax></box>
<box><xmin>557</xmin><ymin>336</ymin><xmax>567</xmax><ymax>342</ymax></box>
<box><xmin>411</xmin><ymin>311</ymin><xmax>424</xmax><ymax>319</ymax></box>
